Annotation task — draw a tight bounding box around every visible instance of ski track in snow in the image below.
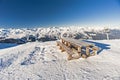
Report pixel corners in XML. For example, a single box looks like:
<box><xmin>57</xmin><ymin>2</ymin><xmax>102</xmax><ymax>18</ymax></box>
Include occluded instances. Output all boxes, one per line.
<box><xmin>0</xmin><ymin>40</ymin><xmax>120</xmax><ymax>80</ymax></box>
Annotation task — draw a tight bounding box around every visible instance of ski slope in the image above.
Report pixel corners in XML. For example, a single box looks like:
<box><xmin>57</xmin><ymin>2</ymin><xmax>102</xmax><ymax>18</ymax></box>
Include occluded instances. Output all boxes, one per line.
<box><xmin>0</xmin><ymin>40</ymin><xmax>120</xmax><ymax>80</ymax></box>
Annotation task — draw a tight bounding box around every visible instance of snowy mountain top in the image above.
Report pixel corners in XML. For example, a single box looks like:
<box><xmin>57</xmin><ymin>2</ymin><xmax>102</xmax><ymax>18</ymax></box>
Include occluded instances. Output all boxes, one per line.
<box><xmin>0</xmin><ymin>26</ymin><xmax>120</xmax><ymax>43</ymax></box>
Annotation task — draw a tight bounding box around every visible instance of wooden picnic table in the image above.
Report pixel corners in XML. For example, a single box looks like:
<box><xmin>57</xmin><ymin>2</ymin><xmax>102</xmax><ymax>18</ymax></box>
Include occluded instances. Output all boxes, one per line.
<box><xmin>57</xmin><ymin>37</ymin><xmax>99</xmax><ymax>60</ymax></box>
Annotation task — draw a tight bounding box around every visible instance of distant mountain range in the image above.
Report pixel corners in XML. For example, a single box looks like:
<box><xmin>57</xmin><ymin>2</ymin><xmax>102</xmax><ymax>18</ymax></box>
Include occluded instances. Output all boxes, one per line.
<box><xmin>0</xmin><ymin>26</ymin><xmax>120</xmax><ymax>44</ymax></box>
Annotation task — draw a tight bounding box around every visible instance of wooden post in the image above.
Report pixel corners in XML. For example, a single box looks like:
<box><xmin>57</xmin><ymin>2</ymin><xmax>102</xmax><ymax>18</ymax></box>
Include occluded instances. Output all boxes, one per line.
<box><xmin>81</xmin><ymin>54</ymin><xmax>87</xmax><ymax>58</ymax></box>
<box><xmin>66</xmin><ymin>42</ymin><xmax>69</xmax><ymax>46</ymax></box>
<box><xmin>62</xmin><ymin>39</ymin><xmax>64</xmax><ymax>44</ymax></box>
<box><xmin>68</xmin><ymin>42</ymin><xmax>71</xmax><ymax>47</ymax></box>
<box><xmin>67</xmin><ymin>54</ymin><xmax>72</xmax><ymax>60</ymax></box>
<box><xmin>60</xmin><ymin>46</ymin><xmax>62</xmax><ymax>50</ymax></box>
<box><xmin>64</xmin><ymin>41</ymin><xmax>66</xmax><ymax>45</ymax></box>
<box><xmin>77</xmin><ymin>46</ymin><xmax>81</xmax><ymax>57</ymax></box>
<box><xmin>92</xmin><ymin>47</ymin><xmax>98</xmax><ymax>56</ymax></box>
<box><xmin>78</xmin><ymin>46</ymin><xmax>81</xmax><ymax>53</ymax></box>
<box><xmin>57</xmin><ymin>42</ymin><xmax>59</xmax><ymax>46</ymax></box>
<box><xmin>86</xmin><ymin>46</ymin><xmax>90</xmax><ymax>56</ymax></box>
<box><xmin>65</xmin><ymin>41</ymin><xmax>68</xmax><ymax>46</ymax></box>
<box><xmin>61</xmin><ymin>47</ymin><xmax>65</xmax><ymax>52</ymax></box>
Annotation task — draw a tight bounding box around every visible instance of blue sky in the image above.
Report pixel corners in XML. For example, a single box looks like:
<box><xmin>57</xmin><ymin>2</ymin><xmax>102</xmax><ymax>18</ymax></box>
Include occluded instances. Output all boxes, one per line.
<box><xmin>0</xmin><ymin>0</ymin><xmax>120</xmax><ymax>28</ymax></box>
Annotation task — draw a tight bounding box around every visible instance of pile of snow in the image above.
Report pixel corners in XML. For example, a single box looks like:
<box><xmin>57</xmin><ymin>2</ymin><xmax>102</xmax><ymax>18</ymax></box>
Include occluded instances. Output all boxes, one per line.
<box><xmin>0</xmin><ymin>40</ymin><xmax>120</xmax><ymax>80</ymax></box>
<box><xmin>0</xmin><ymin>26</ymin><xmax>120</xmax><ymax>43</ymax></box>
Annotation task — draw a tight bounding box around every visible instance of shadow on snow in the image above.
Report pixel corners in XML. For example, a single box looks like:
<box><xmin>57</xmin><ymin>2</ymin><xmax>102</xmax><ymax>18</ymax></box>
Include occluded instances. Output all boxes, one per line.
<box><xmin>83</xmin><ymin>40</ymin><xmax>110</xmax><ymax>54</ymax></box>
<box><xmin>0</xmin><ymin>43</ymin><xmax>18</xmax><ymax>49</ymax></box>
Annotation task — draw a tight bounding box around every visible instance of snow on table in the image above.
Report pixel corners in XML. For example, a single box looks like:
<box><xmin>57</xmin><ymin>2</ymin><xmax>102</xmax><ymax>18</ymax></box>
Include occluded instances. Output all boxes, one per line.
<box><xmin>61</xmin><ymin>37</ymin><xmax>95</xmax><ymax>47</ymax></box>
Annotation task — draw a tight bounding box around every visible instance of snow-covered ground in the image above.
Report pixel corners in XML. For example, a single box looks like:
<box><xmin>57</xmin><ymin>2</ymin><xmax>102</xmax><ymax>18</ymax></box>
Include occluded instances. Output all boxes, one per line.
<box><xmin>0</xmin><ymin>40</ymin><xmax>120</xmax><ymax>80</ymax></box>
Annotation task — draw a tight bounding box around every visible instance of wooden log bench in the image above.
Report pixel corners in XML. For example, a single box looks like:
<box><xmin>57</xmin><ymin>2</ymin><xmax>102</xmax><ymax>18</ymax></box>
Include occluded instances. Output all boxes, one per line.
<box><xmin>57</xmin><ymin>41</ymin><xmax>81</xmax><ymax>60</ymax></box>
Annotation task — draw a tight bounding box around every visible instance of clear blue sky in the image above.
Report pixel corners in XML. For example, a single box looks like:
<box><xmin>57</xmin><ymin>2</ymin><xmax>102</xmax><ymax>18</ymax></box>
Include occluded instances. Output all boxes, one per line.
<box><xmin>0</xmin><ymin>0</ymin><xmax>120</xmax><ymax>28</ymax></box>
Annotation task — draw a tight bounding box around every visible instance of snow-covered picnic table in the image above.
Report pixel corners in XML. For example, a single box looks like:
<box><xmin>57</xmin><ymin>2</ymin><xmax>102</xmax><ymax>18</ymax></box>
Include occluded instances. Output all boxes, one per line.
<box><xmin>57</xmin><ymin>37</ymin><xmax>99</xmax><ymax>60</ymax></box>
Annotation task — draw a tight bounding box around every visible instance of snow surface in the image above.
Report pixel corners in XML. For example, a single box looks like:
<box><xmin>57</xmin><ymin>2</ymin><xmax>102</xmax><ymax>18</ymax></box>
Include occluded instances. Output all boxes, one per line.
<box><xmin>0</xmin><ymin>40</ymin><xmax>120</xmax><ymax>80</ymax></box>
